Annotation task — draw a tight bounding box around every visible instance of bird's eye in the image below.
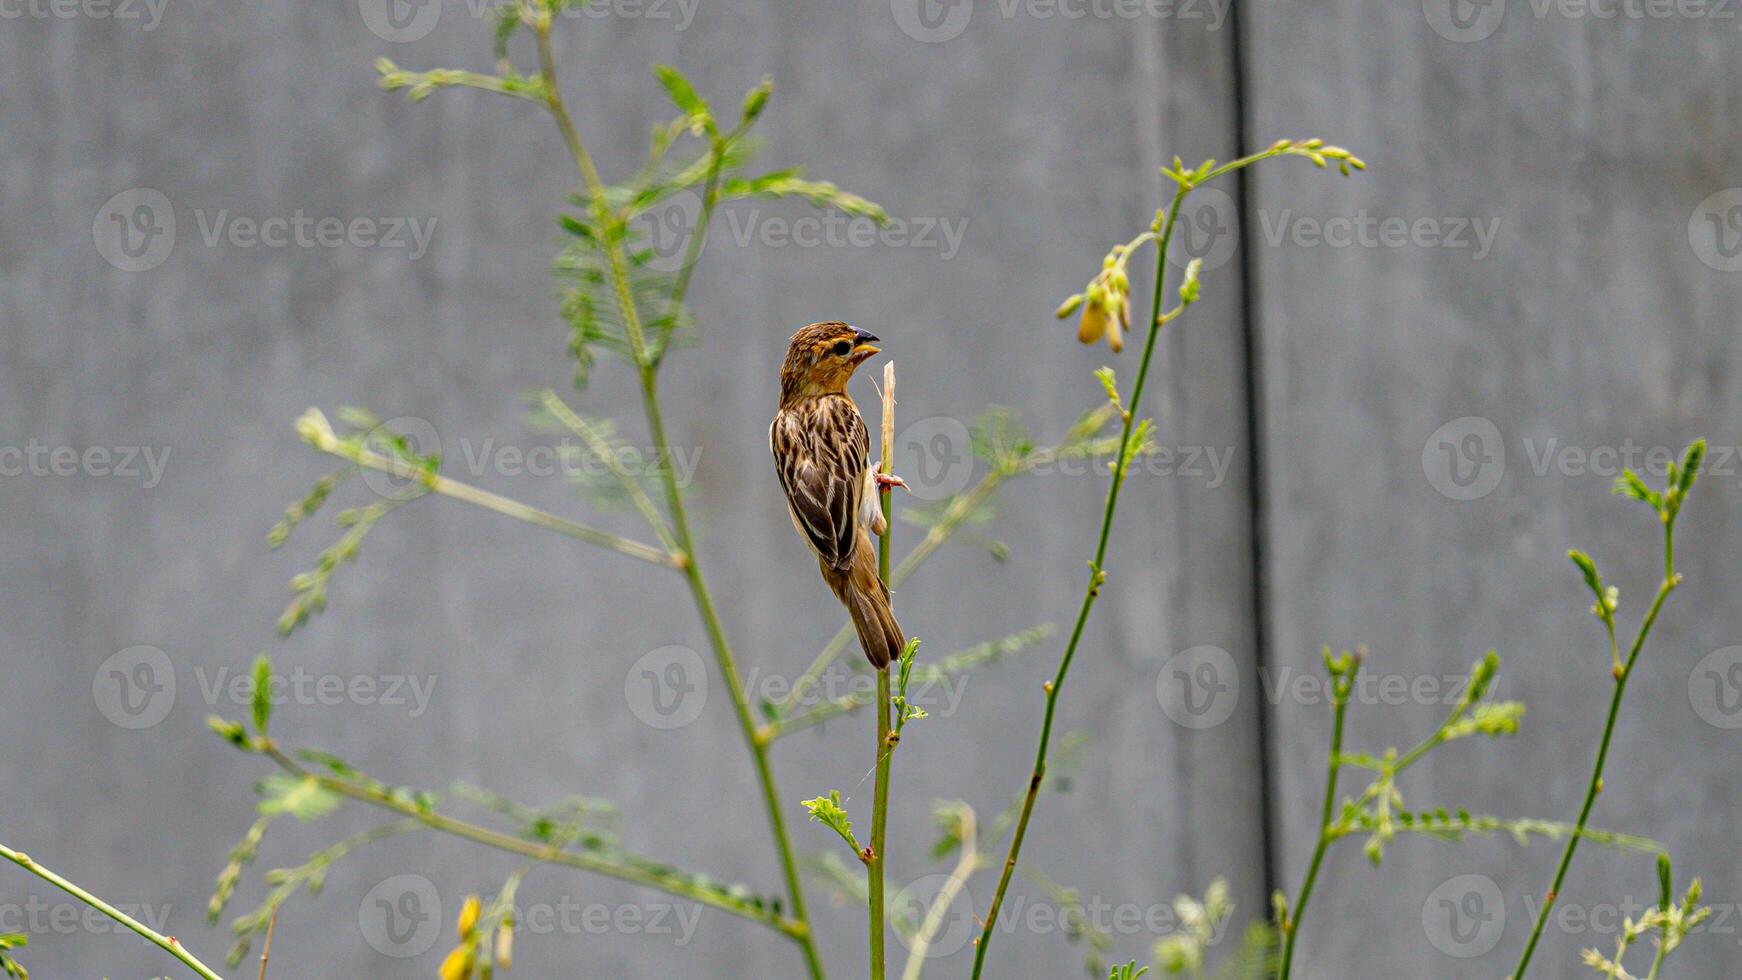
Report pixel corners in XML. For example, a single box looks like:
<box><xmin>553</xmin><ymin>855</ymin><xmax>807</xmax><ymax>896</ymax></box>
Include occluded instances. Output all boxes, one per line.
<box><xmin>831</xmin><ymin>340</ymin><xmax>853</xmax><ymax>356</ymax></box>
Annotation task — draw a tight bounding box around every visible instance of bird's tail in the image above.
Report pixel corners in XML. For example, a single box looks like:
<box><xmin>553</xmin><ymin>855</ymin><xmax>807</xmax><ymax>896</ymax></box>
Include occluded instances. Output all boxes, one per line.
<box><xmin>822</xmin><ymin>528</ymin><xmax>905</xmax><ymax>670</ymax></box>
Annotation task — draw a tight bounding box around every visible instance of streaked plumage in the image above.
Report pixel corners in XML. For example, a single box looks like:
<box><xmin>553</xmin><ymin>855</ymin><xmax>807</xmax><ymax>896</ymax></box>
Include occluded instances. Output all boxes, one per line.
<box><xmin>771</xmin><ymin>321</ymin><xmax>904</xmax><ymax>669</ymax></box>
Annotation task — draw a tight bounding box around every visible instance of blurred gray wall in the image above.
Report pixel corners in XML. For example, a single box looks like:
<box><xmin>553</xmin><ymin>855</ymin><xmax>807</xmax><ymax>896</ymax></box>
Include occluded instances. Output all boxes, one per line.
<box><xmin>1</xmin><ymin>1</ymin><xmax>1739</xmax><ymax>977</ymax></box>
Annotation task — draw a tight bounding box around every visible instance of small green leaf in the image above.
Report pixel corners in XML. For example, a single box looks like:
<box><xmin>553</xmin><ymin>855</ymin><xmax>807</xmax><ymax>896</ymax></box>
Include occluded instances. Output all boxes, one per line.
<box><xmin>257</xmin><ymin>774</ymin><xmax>342</xmax><ymax>823</ymax></box>
<box><xmin>207</xmin><ymin>715</ymin><xmax>250</xmax><ymax>749</ymax></box>
<box><xmin>652</xmin><ymin>65</ymin><xmax>716</xmax><ymax>136</ymax></box>
<box><xmin>251</xmin><ymin>655</ymin><xmax>274</xmax><ymax>736</ymax></box>
<box><xmin>1612</xmin><ymin>470</ymin><xmax>1661</xmax><ymax>509</ymax></box>
<box><xmin>1678</xmin><ymin>439</ymin><xmax>1706</xmax><ymax>498</ymax></box>
<box><xmin>1658</xmin><ymin>852</ymin><xmax>1674</xmax><ymax>912</ymax></box>
<box><xmin>740</xmin><ymin>76</ymin><xmax>772</xmax><ymax>125</ymax></box>
<box><xmin>1178</xmin><ymin>257</ymin><xmax>1203</xmax><ymax>305</ymax></box>
<box><xmin>800</xmin><ymin>790</ymin><xmax>859</xmax><ymax>851</ymax></box>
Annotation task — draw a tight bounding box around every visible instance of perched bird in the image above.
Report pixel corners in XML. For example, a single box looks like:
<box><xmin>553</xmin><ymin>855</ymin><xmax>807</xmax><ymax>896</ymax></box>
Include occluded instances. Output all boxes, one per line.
<box><xmin>771</xmin><ymin>321</ymin><xmax>907</xmax><ymax>669</ymax></box>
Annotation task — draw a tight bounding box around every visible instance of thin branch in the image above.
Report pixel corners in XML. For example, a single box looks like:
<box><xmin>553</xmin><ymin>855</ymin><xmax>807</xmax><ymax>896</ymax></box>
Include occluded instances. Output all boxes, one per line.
<box><xmin>1514</xmin><ymin>516</ymin><xmax>1687</xmax><ymax>977</ymax></box>
<box><xmin>869</xmin><ymin>360</ymin><xmax>899</xmax><ymax>980</ymax></box>
<box><xmin>536</xmin><ymin>388</ymin><xmax>679</xmax><ymax>553</ymax></box>
<box><xmin>260</xmin><ymin>745</ymin><xmax>807</xmax><ymax>940</ymax></box>
<box><xmin>256</xmin><ymin>908</ymin><xmax>277</xmax><ymax>980</ymax></box>
<box><xmin>1277</xmin><ymin>660</ymin><xmax>1354</xmax><ymax>979</ymax></box>
<box><xmin>300</xmin><ymin>412</ymin><xmax>677</xmax><ymax>567</ymax></box>
<box><xmin>901</xmin><ymin>805</ymin><xmax>977</xmax><ymax>980</ymax></box>
<box><xmin>0</xmin><ymin>839</ymin><xmax>225</xmax><ymax>980</ymax></box>
<box><xmin>968</xmin><ymin>184</ymin><xmax>1190</xmax><ymax>977</ymax></box>
<box><xmin>969</xmin><ymin>144</ymin><xmax>1359</xmax><ymax>975</ymax></box>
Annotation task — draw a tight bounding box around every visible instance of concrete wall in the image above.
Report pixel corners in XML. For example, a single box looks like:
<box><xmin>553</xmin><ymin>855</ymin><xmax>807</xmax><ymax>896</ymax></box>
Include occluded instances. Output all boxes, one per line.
<box><xmin>0</xmin><ymin>2</ymin><xmax>1736</xmax><ymax>976</ymax></box>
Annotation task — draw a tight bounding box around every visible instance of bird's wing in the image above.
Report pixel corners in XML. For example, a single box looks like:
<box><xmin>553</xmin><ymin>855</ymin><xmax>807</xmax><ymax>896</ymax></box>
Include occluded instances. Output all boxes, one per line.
<box><xmin>772</xmin><ymin>399</ymin><xmax>869</xmax><ymax>570</ymax></box>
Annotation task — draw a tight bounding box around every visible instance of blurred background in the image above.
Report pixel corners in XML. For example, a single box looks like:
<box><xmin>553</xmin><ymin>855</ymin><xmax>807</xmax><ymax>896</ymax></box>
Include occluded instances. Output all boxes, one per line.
<box><xmin>3</xmin><ymin>1</ymin><xmax>1740</xmax><ymax>977</ymax></box>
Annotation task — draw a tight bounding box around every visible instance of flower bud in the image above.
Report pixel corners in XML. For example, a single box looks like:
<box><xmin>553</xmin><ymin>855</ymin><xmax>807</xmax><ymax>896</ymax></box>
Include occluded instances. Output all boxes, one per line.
<box><xmin>496</xmin><ymin>918</ymin><xmax>515</xmax><ymax>970</ymax></box>
<box><xmin>1078</xmin><ymin>301</ymin><xmax>1108</xmax><ymax>346</ymax></box>
<box><xmin>440</xmin><ymin>945</ymin><xmax>475</xmax><ymax>980</ymax></box>
<box><xmin>457</xmin><ymin>895</ymin><xmax>481</xmax><ymax>939</ymax></box>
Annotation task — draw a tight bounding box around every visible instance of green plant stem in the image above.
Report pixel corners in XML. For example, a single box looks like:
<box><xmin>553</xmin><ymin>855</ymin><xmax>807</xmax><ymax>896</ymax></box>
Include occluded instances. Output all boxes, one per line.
<box><xmin>1646</xmin><ymin>936</ymin><xmax>1670</xmax><ymax>980</ymax></box>
<box><xmin>313</xmin><ymin>433</ymin><xmax>676</xmax><ymax>567</ymax></box>
<box><xmin>1277</xmin><ymin>685</ymin><xmax>1351</xmax><ymax>980</ymax></box>
<box><xmin>0</xmin><ymin>839</ymin><xmax>226</xmax><ymax>980</ymax></box>
<box><xmin>968</xmin><ymin>186</ymin><xmax>1189</xmax><ymax>977</ymax></box>
<box><xmin>260</xmin><ymin>745</ymin><xmax>806</xmax><ymax>940</ymax></box>
<box><xmin>533</xmin><ymin>24</ymin><xmax>823</xmax><ymax>978</ymax></box>
<box><xmin>870</xmin><ymin>668</ymin><xmax>893</xmax><ymax>979</ymax></box>
<box><xmin>868</xmin><ymin>366</ymin><xmax>898</xmax><ymax>980</ymax></box>
<box><xmin>1512</xmin><ymin>524</ymin><xmax>1681</xmax><ymax>978</ymax></box>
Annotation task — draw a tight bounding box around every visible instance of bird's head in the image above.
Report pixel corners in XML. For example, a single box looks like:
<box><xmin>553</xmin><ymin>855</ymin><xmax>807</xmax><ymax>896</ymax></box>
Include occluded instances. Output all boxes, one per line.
<box><xmin>779</xmin><ymin>321</ymin><xmax>882</xmax><ymax>402</ymax></box>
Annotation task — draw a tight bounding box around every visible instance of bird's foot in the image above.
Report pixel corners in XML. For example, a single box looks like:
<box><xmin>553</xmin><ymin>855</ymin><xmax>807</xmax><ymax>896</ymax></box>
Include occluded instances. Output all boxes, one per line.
<box><xmin>874</xmin><ymin>468</ymin><xmax>909</xmax><ymax>493</ymax></box>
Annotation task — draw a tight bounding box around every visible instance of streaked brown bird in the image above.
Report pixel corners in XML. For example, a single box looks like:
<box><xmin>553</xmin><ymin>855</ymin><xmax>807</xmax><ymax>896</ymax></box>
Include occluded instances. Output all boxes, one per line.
<box><xmin>771</xmin><ymin>321</ymin><xmax>907</xmax><ymax>669</ymax></box>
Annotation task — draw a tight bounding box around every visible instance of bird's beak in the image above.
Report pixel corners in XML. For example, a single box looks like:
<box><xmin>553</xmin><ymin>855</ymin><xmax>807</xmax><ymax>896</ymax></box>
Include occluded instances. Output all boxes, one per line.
<box><xmin>849</xmin><ymin>327</ymin><xmax>881</xmax><ymax>361</ymax></box>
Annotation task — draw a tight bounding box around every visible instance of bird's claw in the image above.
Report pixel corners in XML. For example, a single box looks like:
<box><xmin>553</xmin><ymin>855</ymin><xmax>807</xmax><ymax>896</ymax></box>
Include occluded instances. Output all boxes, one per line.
<box><xmin>874</xmin><ymin>471</ymin><xmax>910</xmax><ymax>493</ymax></box>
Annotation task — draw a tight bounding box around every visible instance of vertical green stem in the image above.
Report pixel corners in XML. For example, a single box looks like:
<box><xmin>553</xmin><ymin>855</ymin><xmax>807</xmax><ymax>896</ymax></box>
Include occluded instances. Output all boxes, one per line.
<box><xmin>1276</xmin><ymin>680</ymin><xmax>1352</xmax><ymax>979</ymax></box>
<box><xmin>534</xmin><ymin>22</ymin><xmax>823</xmax><ymax>978</ymax></box>
<box><xmin>0</xmin><ymin>840</ymin><xmax>226</xmax><ymax>980</ymax></box>
<box><xmin>869</xmin><ymin>364</ymin><xmax>898</xmax><ymax>979</ymax></box>
<box><xmin>1512</xmin><ymin>523</ymin><xmax>1680</xmax><ymax>978</ymax></box>
<box><xmin>870</xmin><ymin>669</ymin><xmax>893</xmax><ymax>979</ymax></box>
<box><xmin>969</xmin><ymin>187</ymin><xmax>1189</xmax><ymax>978</ymax></box>
<box><xmin>1645</xmin><ymin>936</ymin><xmax>1670</xmax><ymax>980</ymax></box>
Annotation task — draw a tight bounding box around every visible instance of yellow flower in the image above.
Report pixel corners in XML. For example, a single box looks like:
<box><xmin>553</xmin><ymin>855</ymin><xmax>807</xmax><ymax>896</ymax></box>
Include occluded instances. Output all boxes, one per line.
<box><xmin>439</xmin><ymin>943</ymin><xmax>476</xmax><ymax>980</ymax></box>
<box><xmin>457</xmin><ymin>895</ymin><xmax>481</xmax><ymax>939</ymax></box>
